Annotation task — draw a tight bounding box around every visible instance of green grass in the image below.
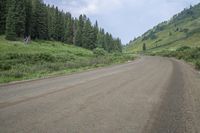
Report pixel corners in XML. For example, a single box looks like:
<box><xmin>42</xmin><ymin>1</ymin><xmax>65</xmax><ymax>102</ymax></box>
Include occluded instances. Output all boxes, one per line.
<box><xmin>126</xmin><ymin>4</ymin><xmax>200</xmax><ymax>54</ymax></box>
<box><xmin>0</xmin><ymin>36</ymin><xmax>135</xmax><ymax>83</ymax></box>
<box><xmin>125</xmin><ymin>4</ymin><xmax>200</xmax><ymax>70</ymax></box>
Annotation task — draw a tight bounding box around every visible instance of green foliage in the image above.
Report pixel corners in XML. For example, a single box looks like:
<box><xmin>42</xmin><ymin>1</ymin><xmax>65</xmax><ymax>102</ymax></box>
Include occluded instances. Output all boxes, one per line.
<box><xmin>0</xmin><ymin>36</ymin><xmax>134</xmax><ymax>83</ymax></box>
<box><xmin>54</xmin><ymin>7</ymin><xmax>65</xmax><ymax>41</ymax></box>
<box><xmin>195</xmin><ymin>60</ymin><xmax>200</xmax><ymax>69</ymax></box>
<box><xmin>5</xmin><ymin>0</ymin><xmax>26</xmax><ymax>39</ymax></box>
<box><xmin>0</xmin><ymin>0</ymin><xmax>7</xmax><ymax>35</ymax></box>
<box><xmin>82</xmin><ymin>19</ymin><xmax>96</xmax><ymax>49</ymax></box>
<box><xmin>65</xmin><ymin>15</ymin><xmax>74</xmax><ymax>44</ymax></box>
<box><xmin>25</xmin><ymin>0</ymin><xmax>32</xmax><ymax>36</ymax></box>
<box><xmin>74</xmin><ymin>15</ymin><xmax>84</xmax><ymax>47</ymax></box>
<box><xmin>93</xmin><ymin>48</ymin><xmax>107</xmax><ymax>56</ymax></box>
<box><xmin>151</xmin><ymin>46</ymin><xmax>200</xmax><ymax>70</ymax></box>
<box><xmin>143</xmin><ymin>43</ymin><xmax>146</xmax><ymax>51</ymax></box>
<box><xmin>176</xmin><ymin>46</ymin><xmax>191</xmax><ymax>52</ymax></box>
<box><xmin>142</xmin><ymin>31</ymin><xmax>157</xmax><ymax>41</ymax></box>
<box><xmin>5</xmin><ymin>0</ymin><xmax>16</xmax><ymax>40</ymax></box>
<box><xmin>15</xmin><ymin>0</ymin><xmax>26</xmax><ymax>37</ymax></box>
<box><xmin>31</xmin><ymin>0</ymin><xmax>48</xmax><ymax>40</ymax></box>
<box><xmin>2</xmin><ymin>0</ymin><xmax>122</xmax><ymax>52</ymax></box>
<box><xmin>127</xmin><ymin>3</ymin><xmax>200</xmax><ymax>53</ymax></box>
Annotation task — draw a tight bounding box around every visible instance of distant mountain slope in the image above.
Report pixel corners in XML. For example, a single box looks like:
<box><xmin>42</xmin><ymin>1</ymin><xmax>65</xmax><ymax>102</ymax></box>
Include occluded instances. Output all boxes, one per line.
<box><xmin>127</xmin><ymin>3</ymin><xmax>200</xmax><ymax>53</ymax></box>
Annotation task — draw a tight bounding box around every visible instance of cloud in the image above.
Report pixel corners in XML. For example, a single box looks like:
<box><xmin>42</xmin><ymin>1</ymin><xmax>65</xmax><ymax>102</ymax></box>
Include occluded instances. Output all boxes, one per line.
<box><xmin>44</xmin><ymin>0</ymin><xmax>123</xmax><ymax>16</ymax></box>
<box><xmin>44</xmin><ymin>0</ymin><xmax>200</xmax><ymax>44</ymax></box>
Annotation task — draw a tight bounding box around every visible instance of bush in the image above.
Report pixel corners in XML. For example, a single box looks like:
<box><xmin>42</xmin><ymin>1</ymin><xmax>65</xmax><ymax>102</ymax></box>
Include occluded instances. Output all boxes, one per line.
<box><xmin>3</xmin><ymin>53</ymin><xmax>56</xmax><ymax>63</ymax></box>
<box><xmin>0</xmin><ymin>71</ymin><xmax>24</xmax><ymax>79</ymax></box>
<box><xmin>0</xmin><ymin>62</ymin><xmax>12</xmax><ymax>70</ymax></box>
<box><xmin>14</xmin><ymin>72</ymin><xmax>24</xmax><ymax>78</ymax></box>
<box><xmin>176</xmin><ymin>46</ymin><xmax>191</xmax><ymax>52</ymax></box>
<box><xmin>93</xmin><ymin>48</ymin><xmax>107</xmax><ymax>56</ymax></box>
<box><xmin>195</xmin><ymin>60</ymin><xmax>200</xmax><ymax>70</ymax></box>
<box><xmin>154</xmin><ymin>47</ymin><xmax>200</xmax><ymax>70</ymax></box>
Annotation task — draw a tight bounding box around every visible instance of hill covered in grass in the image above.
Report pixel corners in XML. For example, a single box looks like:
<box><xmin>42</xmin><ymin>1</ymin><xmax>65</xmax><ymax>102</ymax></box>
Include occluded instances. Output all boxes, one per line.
<box><xmin>126</xmin><ymin>3</ymin><xmax>200</xmax><ymax>70</ymax></box>
<box><xmin>126</xmin><ymin>3</ymin><xmax>200</xmax><ymax>53</ymax></box>
<box><xmin>0</xmin><ymin>36</ymin><xmax>135</xmax><ymax>83</ymax></box>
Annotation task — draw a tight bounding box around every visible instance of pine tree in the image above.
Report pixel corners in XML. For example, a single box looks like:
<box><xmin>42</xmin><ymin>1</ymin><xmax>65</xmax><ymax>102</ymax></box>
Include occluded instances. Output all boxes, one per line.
<box><xmin>74</xmin><ymin>15</ymin><xmax>84</xmax><ymax>47</ymax></box>
<box><xmin>82</xmin><ymin>19</ymin><xmax>96</xmax><ymax>49</ymax></box>
<box><xmin>73</xmin><ymin>18</ymin><xmax>78</xmax><ymax>45</ymax></box>
<box><xmin>5</xmin><ymin>0</ymin><xmax>16</xmax><ymax>40</ymax></box>
<box><xmin>31</xmin><ymin>0</ymin><xmax>48</xmax><ymax>39</ymax></box>
<box><xmin>54</xmin><ymin>8</ymin><xmax>65</xmax><ymax>41</ymax></box>
<box><xmin>113</xmin><ymin>38</ymin><xmax>122</xmax><ymax>52</ymax></box>
<box><xmin>47</xmin><ymin>5</ymin><xmax>55</xmax><ymax>40</ymax></box>
<box><xmin>65</xmin><ymin>14</ymin><xmax>74</xmax><ymax>44</ymax></box>
<box><xmin>96</xmin><ymin>29</ymin><xmax>104</xmax><ymax>48</ymax></box>
<box><xmin>25</xmin><ymin>0</ymin><xmax>32</xmax><ymax>36</ymax></box>
<box><xmin>0</xmin><ymin>0</ymin><xmax>7</xmax><ymax>34</ymax></box>
<box><xmin>3</xmin><ymin>0</ymin><xmax>122</xmax><ymax>50</ymax></box>
<box><xmin>104</xmin><ymin>32</ymin><xmax>111</xmax><ymax>52</ymax></box>
<box><xmin>59</xmin><ymin>12</ymin><xmax>65</xmax><ymax>41</ymax></box>
<box><xmin>143</xmin><ymin>43</ymin><xmax>146</xmax><ymax>51</ymax></box>
<box><xmin>93</xmin><ymin>20</ymin><xmax>99</xmax><ymax>45</ymax></box>
<box><xmin>15</xmin><ymin>0</ymin><xmax>26</xmax><ymax>37</ymax></box>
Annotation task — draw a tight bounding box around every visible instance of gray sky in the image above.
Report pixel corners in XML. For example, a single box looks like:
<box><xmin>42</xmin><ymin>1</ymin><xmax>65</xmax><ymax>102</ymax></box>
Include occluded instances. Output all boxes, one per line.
<box><xmin>44</xmin><ymin>0</ymin><xmax>200</xmax><ymax>44</ymax></box>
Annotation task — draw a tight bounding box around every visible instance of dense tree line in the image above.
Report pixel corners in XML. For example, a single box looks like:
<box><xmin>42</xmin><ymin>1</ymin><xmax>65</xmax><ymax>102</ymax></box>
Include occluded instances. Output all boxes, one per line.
<box><xmin>0</xmin><ymin>0</ymin><xmax>122</xmax><ymax>52</ymax></box>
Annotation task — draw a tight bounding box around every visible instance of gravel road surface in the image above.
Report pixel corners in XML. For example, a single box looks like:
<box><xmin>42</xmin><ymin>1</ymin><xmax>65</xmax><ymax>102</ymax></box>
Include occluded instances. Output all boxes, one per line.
<box><xmin>0</xmin><ymin>56</ymin><xmax>200</xmax><ymax>133</ymax></box>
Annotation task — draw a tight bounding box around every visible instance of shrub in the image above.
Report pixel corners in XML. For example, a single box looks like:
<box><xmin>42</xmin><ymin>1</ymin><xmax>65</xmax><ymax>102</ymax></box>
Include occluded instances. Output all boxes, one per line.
<box><xmin>3</xmin><ymin>53</ymin><xmax>56</xmax><ymax>64</ymax></box>
<box><xmin>176</xmin><ymin>46</ymin><xmax>191</xmax><ymax>52</ymax></box>
<box><xmin>154</xmin><ymin>47</ymin><xmax>200</xmax><ymax>70</ymax></box>
<box><xmin>195</xmin><ymin>60</ymin><xmax>200</xmax><ymax>70</ymax></box>
<box><xmin>0</xmin><ymin>63</ymin><xmax>12</xmax><ymax>70</ymax></box>
<box><xmin>14</xmin><ymin>72</ymin><xmax>24</xmax><ymax>78</ymax></box>
<box><xmin>34</xmin><ymin>53</ymin><xmax>55</xmax><ymax>62</ymax></box>
<box><xmin>93</xmin><ymin>48</ymin><xmax>107</xmax><ymax>56</ymax></box>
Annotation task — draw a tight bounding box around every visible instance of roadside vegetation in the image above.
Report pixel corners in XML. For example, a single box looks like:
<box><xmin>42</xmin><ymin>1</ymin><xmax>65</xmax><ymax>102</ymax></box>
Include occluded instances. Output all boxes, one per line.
<box><xmin>0</xmin><ymin>36</ymin><xmax>135</xmax><ymax>83</ymax></box>
<box><xmin>149</xmin><ymin>46</ymin><xmax>200</xmax><ymax>70</ymax></box>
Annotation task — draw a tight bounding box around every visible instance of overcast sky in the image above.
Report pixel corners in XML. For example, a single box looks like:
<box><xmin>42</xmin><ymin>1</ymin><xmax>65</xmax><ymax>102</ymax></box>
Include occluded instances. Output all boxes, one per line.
<box><xmin>44</xmin><ymin>0</ymin><xmax>200</xmax><ymax>44</ymax></box>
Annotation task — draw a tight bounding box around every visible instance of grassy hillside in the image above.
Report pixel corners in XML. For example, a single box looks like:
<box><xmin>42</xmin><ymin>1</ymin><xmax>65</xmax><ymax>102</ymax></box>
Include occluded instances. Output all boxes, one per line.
<box><xmin>0</xmin><ymin>36</ymin><xmax>135</xmax><ymax>83</ymax></box>
<box><xmin>126</xmin><ymin>3</ymin><xmax>200</xmax><ymax>53</ymax></box>
<box><xmin>126</xmin><ymin>3</ymin><xmax>200</xmax><ymax>70</ymax></box>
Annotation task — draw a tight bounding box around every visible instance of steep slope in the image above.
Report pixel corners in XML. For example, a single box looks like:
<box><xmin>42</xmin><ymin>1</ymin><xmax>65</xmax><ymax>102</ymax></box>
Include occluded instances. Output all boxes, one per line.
<box><xmin>127</xmin><ymin>3</ymin><xmax>200</xmax><ymax>53</ymax></box>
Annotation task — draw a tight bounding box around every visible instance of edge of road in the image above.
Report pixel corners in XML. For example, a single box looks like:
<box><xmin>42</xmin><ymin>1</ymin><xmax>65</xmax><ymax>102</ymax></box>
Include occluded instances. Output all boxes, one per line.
<box><xmin>0</xmin><ymin>57</ymin><xmax>141</xmax><ymax>88</ymax></box>
<box><xmin>141</xmin><ymin>57</ymin><xmax>200</xmax><ymax>133</ymax></box>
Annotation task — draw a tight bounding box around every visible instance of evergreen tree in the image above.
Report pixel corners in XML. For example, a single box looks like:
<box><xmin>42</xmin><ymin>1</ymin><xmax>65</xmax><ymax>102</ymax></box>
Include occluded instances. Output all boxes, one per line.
<box><xmin>53</xmin><ymin>7</ymin><xmax>60</xmax><ymax>40</ymax></box>
<box><xmin>82</xmin><ymin>19</ymin><xmax>96</xmax><ymax>49</ymax></box>
<box><xmin>50</xmin><ymin>5</ymin><xmax>57</xmax><ymax>40</ymax></box>
<box><xmin>3</xmin><ymin>0</ymin><xmax>122</xmax><ymax>51</ymax></box>
<box><xmin>15</xmin><ymin>0</ymin><xmax>26</xmax><ymax>37</ymax></box>
<box><xmin>73</xmin><ymin>18</ymin><xmax>78</xmax><ymax>45</ymax></box>
<box><xmin>25</xmin><ymin>0</ymin><xmax>32</xmax><ymax>36</ymax></box>
<box><xmin>47</xmin><ymin>5</ymin><xmax>55</xmax><ymax>40</ymax></box>
<box><xmin>75</xmin><ymin>15</ymin><xmax>84</xmax><ymax>47</ymax></box>
<box><xmin>54</xmin><ymin>8</ymin><xmax>65</xmax><ymax>41</ymax></box>
<box><xmin>0</xmin><ymin>0</ymin><xmax>7</xmax><ymax>34</ymax></box>
<box><xmin>104</xmin><ymin>32</ymin><xmax>111</xmax><ymax>52</ymax></box>
<box><xmin>143</xmin><ymin>43</ymin><xmax>146</xmax><ymax>51</ymax></box>
<box><xmin>31</xmin><ymin>0</ymin><xmax>48</xmax><ymax>39</ymax></box>
<box><xmin>113</xmin><ymin>38</ymin><xmax>122</xmax><ymax>52</ymax></box>
<box><xmin>65</xmin><ymin>13</ymin><xmax>74</xmax><ymax>44</ymax></box>
<box><xmin>5</xmin><ymin>0</ymin><xmax>16</xmax><ymax>40</ymax></box>
<box><xmin>96</xmin><ymin>32</ymin><xmax>103</xmax><ymax>48</ymax></box>
<box><xmin>93</xmin><ymin>20</ymin><xmax>99</xmax><ymax>45</ymax></box>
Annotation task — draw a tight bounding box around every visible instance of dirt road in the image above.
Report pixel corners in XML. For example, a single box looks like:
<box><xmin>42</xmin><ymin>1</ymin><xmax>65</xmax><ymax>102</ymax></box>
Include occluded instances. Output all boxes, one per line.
<box><xmin>0</xmin><ymin>56</ymin><xmax>200</xmax><ymax>133</ymax></box>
